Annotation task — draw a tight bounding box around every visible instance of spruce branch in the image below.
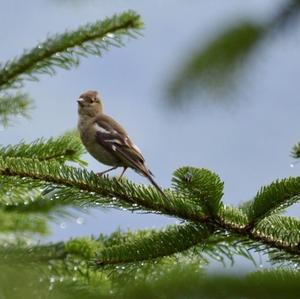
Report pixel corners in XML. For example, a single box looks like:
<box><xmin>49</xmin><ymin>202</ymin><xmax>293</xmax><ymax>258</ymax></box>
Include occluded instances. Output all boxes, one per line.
<box><xmin>0</xmin><ymin>157</ymin><xmax>206</xmax><ymax>222</ymax></box>
<box><xmin>245</xmin><ymin>178</ymin><xmax>300</xmax><ymax>228</ymax></box>
<box><xmin>0</xmin><ymin>93</ymin><xmax>33</xmax><ymax>126</ymax></box>
<box><xmin>0</xmin><ymin>178</ymin><xmax>74</xmax><ymax>215</ymax></box>
<box><xmin>0</xmin><ymin>131</ymin><xmax>87</xmax><ymax>166</ymax></box>
<box><xmin>219</xmin><ymin>205</ymin><xmax>249</xmax><ymax>230</ymax></box>
<box><xmin>0</xmin><ymin>132</ymin><xmax>86</xmax><ymax>213</ymax></box>
<box><xmin>0</xmin><ymin>208</ymin><xmax>48</xmax><ymax>234</ymax></box>
<box><xmin>201</xmin><ymin>235</ymin><xmax>257</xmax><ymax>267</ymax></box>
<box><xmin>172</xmin><ymin>166</ymin><xmax>224</xmax><ymax>216</ymax></box>
<box><xmin>0</xmin><ymin>10</ymin><xmax>143</xmax><ymax>89</ymax></box>
<box><xmin>252</xmin><ymin>215</ymin><xmax>300</xmax><ymax>264</ymax></box>
<box><xmin>115</xmin><ymin>268</ymin><xmax>300</xmax><ymax>299</ymax></box>
<box><xmin>166</xmin><ymin>1</ymin><xmax>300</xmax><ymax>106</ymax></box>
<box><xmin>167</xmin><ymin>23</ymin><xmax>263</xmax><ymax>102</ymax></box>
<box><xmin>2</xmin><ymin>156</ymin><xmax>300</xmax><ymax>262</ymax></box>
<box><xmin>0</xmin><ymin>242</ymin><xmax>66</xmax><ymax>264</ymax></box>
<box><xmin>0</xmin><ymin>176</ymin><xmax>41</xmax><ymax>207</ymax></box>
<box><xmin>95</xmin><ymin>223</ymin><xmax>211</xmax><ymax>265</ymax></box>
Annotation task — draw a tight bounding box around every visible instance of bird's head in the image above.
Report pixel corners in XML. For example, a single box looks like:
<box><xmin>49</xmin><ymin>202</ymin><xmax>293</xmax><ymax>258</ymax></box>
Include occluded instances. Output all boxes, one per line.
<box><xmin>77</xmin><ymin>90</ymin><xmax>103</xmax><ymax>117</ymax></box>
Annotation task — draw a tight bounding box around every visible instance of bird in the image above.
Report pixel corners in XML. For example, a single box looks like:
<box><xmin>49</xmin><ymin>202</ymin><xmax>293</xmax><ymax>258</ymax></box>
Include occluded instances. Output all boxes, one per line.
<box><xmin>77</xmin><ymin>90</ymin><xmax>166</xmax><ymax>197</ymax></box>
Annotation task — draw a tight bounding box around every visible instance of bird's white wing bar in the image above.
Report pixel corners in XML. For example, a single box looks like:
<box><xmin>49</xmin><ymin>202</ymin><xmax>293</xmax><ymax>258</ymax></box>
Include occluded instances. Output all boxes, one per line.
<box><xmin>94</xmin><ymin>121</ymin><xmax>144</xmax><ymax>164</ymax></box>
<box><xmin>94</xmin><ymin>122</ymin><xmax>127</xmax><ymax>148</ymax></box>
<box><xmin>94</xmin><ymin>123</ymin><xmax>111</xmax><ymax>134</ymax></box>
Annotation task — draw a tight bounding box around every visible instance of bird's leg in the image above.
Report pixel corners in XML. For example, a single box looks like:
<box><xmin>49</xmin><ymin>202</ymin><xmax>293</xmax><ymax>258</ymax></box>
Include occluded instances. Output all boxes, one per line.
<box><xmin>97</xmin><ymin>166</ymin><xmax>117</xmax><ymax>176</ymax></box>
<box><xmin>118</xmin><ymin>167</ymin><xmax>128</xmax><ymax>180</ymax></box>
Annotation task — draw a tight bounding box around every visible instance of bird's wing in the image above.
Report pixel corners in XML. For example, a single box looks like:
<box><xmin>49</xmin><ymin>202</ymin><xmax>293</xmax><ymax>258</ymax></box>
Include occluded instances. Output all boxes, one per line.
<box><xmin>94</xmin><ymin>115</ymin><xmax>152</xmax><ymax>176</ymax></box>
<box><xmin>93</xmin><ymin>115</ymin><xmax>166</xmax><ymax>198</ymax></box>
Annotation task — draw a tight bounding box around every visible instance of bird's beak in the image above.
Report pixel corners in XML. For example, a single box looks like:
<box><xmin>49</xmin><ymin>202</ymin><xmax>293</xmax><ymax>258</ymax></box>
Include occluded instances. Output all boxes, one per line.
<box><xmin>77</xmin><ymin>98</ymin><xmax>84</xmax><ymax>107</ymax></box>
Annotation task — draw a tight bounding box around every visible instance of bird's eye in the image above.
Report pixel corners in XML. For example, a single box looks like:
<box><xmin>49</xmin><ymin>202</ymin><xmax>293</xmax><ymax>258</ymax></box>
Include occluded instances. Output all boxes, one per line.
<box><xmin>88</xmin><ymin>98</ymin><xmax>94</xmax><ymax>103</ymax></box>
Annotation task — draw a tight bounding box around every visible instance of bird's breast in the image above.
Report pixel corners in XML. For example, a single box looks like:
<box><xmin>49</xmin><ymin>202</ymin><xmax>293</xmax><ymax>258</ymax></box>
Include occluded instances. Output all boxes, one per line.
<box><xmin>78</xmin><ymin>118</ymin><xmax>118</xmax><ymax>166</ymax></box>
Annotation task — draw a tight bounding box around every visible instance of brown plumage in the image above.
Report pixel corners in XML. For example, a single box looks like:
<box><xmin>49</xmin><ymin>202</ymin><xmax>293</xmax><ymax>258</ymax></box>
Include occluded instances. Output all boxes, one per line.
<box><xmin>77</xmin><ymin>90</ymin><xmax>166</xmax><ymax>197</ymax></box>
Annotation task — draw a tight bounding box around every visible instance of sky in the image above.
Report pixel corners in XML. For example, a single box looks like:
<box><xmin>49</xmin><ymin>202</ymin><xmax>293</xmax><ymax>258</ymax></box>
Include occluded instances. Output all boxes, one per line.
<box><xmin>1</xmin><ymin>0</ymin><xmax>300</xmax><ymax>271</ymax></box>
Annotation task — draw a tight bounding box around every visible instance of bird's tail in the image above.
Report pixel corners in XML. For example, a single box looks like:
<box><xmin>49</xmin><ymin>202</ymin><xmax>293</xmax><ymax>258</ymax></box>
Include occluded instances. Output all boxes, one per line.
<box><xmin>139</xmin><ymin>166</ymin><xmax>167</xmax><ymax>198</ymax></box>
<box><xmin>146</xmin><ymin>173</ymin><xmax>167</xmax><ymax>198</ymax></box>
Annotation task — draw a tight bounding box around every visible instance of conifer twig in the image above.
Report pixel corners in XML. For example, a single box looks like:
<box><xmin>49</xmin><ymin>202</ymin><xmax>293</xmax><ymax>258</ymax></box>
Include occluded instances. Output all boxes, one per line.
<box><xmin>1</xmin><ymin>158</ymin><xmax>300</xmax><ymax>263</ymax></box>
<box><xmin>0</xmin><ymin>93</ymin><xmax>32</xmax><ymax>126</ymax></box>
<box><xmin>0</xmin><ymin>10</ymin><xmax>143</xmax><ymax>89</ymax></box>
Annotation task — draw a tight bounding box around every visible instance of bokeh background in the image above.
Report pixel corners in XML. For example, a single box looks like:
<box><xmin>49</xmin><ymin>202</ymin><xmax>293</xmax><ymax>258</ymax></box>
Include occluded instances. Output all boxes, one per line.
<box><xmin>1</xmin><ymin>0</ymin><xmax>300</xmax><ymax>271</ymax></box>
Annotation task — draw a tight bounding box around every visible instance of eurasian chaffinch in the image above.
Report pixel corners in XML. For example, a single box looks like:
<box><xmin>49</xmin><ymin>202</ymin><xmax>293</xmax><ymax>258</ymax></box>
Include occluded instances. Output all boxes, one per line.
<box><xmin>77</xmin><ymin>90</ymin><xmax>165</xmax><ymax>196</ymax></box>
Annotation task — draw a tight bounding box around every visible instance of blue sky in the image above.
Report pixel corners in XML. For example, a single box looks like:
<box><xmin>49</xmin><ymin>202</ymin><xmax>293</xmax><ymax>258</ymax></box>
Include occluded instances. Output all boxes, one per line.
<box><xmin>1</xmin><ymin>0</ymin><xmax>300</xmax><ymax>270</ymax></box>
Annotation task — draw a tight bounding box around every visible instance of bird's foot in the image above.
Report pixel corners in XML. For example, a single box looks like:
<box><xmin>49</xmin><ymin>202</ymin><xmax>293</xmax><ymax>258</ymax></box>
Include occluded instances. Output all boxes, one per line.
<box><xmin>117</xmin><ymin>167</ymin><xmax>128</xmax><ymax>180</ymax></box>
<box><xmin>96</xmin><ymin>166</ymin><xmax>118</xmax><ymax>177</ymax></box>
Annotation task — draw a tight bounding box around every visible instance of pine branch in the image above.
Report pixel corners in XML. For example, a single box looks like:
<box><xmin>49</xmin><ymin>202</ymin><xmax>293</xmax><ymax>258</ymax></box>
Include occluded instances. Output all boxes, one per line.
<box><xmin>0</xmin><ymin>93</ymin><xmax>33</xmax><ymax>126</ymax></box>
<box><xmin>0</xmin><ymin>242</ymin><xmax>66</xmax><ymax>264</ymax></box>
<box><xmin>0</xmin><ymin>178</ymin><xmax>74</xmax><ymax>215</ymax></box>
<box><xmin>0</xmin><ymin>10</ymin><xmax>143</xmax><ymax>90</ymax></box>
<box><xmin>172</xmin><ymin>167</ymin><xmax>224</xmax><ymax>216</ymax></box>
<box><xmin>245</xmin><ymin>178</ymin><xmax>300</xmax><ymax>229</ymax></box>
<box><xmin>251</xmin><ymin>215</ymin><xmax>300</xmax><ymax>264</ymax></box>
<box><xmin>95</xmin><ymin>223</ymin><xmax>211</xmax><ymax>265</ymax></box>
<box><xmin>167</xmin><ymin>23</ymin><xmax>263</xmax><ymax>102</ymax></box>
<box><xmin>0</xmin><ymin>131</ymin><xmax>87</xmax><ymax>166</ymax></box>
<box><xmin>0</xmin><ymin>176</ymin><xmax>40</xmax><ymax>206</ymax></box>
<box><xmin>219</xmin><ymin>205</ymin><xmax>249</xmax><ymax>230</ymax></box>
<box><xmin>0</xmin><ymin>132</ymin><xmax>86</xmax><ymax>213</ymax></box>
<box><xmin>0</xmin><ymin>208</ymin><xmax>48</xmax><ymax>234</ymax></box>
<box><xmin>0</xmin><ymin>157</ymin><xmax>206</xmax><ymax>222</ymax></box>
<box><xmin>65</xmin><ymin>237</ymin><xmax>103</xmax><ymax>260</ymax></box>
<box><xmin>2</xmin><ymin>258</ymin><xmax>300</xmax><ymax>299</ymax></box>
<box><xmin>2</xmin><ymin>156</ymin><xmax>300</xmax><ymax>263</ymax></box>
<box><xmin>115</xmin><ymin>268</ymin><xmax>300</xmax><ymax>299</ymax></box>
<box><xmin>200</xmin><ymin>234</ymin><xmax>257</xmax><ymax>267</ymax></box>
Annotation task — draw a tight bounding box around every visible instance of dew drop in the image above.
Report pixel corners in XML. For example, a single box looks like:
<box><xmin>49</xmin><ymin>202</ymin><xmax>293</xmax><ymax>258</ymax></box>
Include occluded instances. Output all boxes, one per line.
<box><xmin>76</xmin><ymin>217</ymin><xmax>84</xmax><ymax>225</ymax></box>
<box><xmin>49</xmin><ymin>276</ymin><xmax>55</xmax><ymax>283</ymax></box>
<box><xmin>60</xmin><ymin>222</ymin><xmax>67</xmax><ymax>229</ymax></box>
<box><xmin>290</xmin><ymin>163</ymin><xmax>295</xmax><ymax>168</ymax></box>
<box><xmin>107</xmin><ymin>33</ymin><xmax>115</xmax><ymax>38</ymax></box>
